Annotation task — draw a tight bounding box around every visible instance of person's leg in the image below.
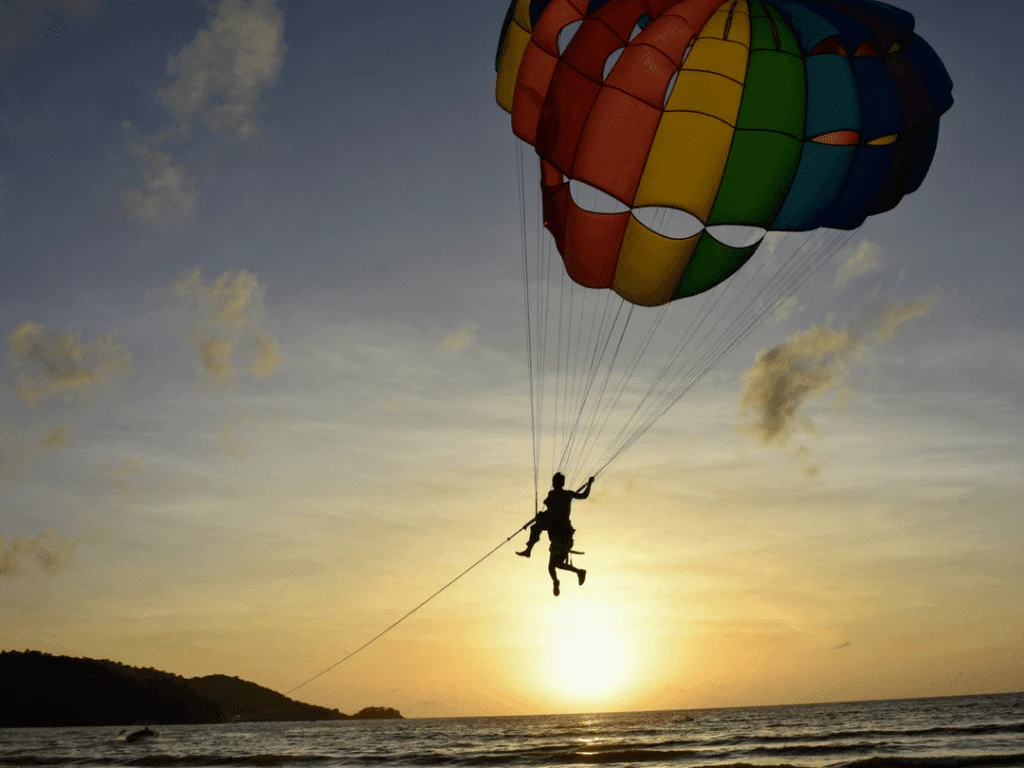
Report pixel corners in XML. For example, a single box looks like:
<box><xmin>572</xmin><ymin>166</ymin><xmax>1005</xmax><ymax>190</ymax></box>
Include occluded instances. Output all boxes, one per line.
<box><xmin>517</xmin><ymin>521</ymin><xmax>543</xmax><ymax>557</ymax></box>
<box><xmin>554</xmin><ymin>560</ymin><xmax>582</xmax><ymax>576</ymax></box>
<box><xmin>552</xmin><ymin>538</ymin><xmax>586</xmax><ymax>585</ymax></box>
<box><xmin>548</xmin><ymin>550</ymin><xmax>561</xmax><ymax>596</ymax></box>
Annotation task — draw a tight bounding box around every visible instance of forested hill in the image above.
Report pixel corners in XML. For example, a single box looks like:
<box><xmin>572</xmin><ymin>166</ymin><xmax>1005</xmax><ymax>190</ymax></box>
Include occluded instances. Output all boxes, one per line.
<box><xmin>0</xmin><ymin>650</ymin><xmax>403</xmax><ymax>727</ymax></box>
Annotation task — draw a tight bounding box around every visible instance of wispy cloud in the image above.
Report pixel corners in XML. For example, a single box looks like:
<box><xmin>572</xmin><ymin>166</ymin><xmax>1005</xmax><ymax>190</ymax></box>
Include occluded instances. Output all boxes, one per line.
<box><xmin>443</xmin><ymin>324</ymin><xmax>478</xmax><ymax>353</ymax></box>
<box><xmin>121</xmin><ymin>135</ymin><xmax>200</xmax><ymax>231</ymax></box>
<box><xmin>214</xmin><ymin>422</ymin><xmax>249</xmax><ymax>458</ymax></box>
<box><xmin>175</xmin><ymin>269</ymin><xmax>279</xmax><ymax>386</ymax></box>
<box><xmin>122</xmin><ymin>0</ymin><xmax>285</xmax><ymax>230</ymax></box>
<box><xmin>113</xmin><ymin>456</ymin><xmax>144</xmax><ymax>495</ymax></box>
<box><xmin>39</xmin><ymin>425</ymin><xmax>72</xmax><ymax>451</ymax></box>
<box><xmin>739</xmin><ymin>292</ymin><xmax>939</xmax><ymax>471</ymax></box>
<box><xmin>157</xmin><ymin>0</ymin><xmax>285</xmax><ymax>143</ymax></box>
<box><xmin>249</xmin><ymin>332</ymin><xmax>279</xmax><ymax>377</ymax></box>
<box><xmin>0</xmin><ymin>529</ymin><xmax>76</xmax><ymax>577</ymax></box>
<box><xmin>0</xmin><ymin>425</ymin><xmax>75</xmax><ymax>480</ymax></box>
<box><xmin>873</xmin><ymin>294</ymin><xmax>937</xmax><ymax>342</ymax></box>
<box><xmin>3</xmin><ymin>322</ymin><xmax>133</xmax><ymax>407</ymax></box>
<box><xmin>773</xmin><ymin>296</ymin><xmax>800</xmax><ymax>322</ymax></box>
<box><xmin>834</xmin><ymin>241</ymin><xmax>882</xmax><ymax>290</ymax></box>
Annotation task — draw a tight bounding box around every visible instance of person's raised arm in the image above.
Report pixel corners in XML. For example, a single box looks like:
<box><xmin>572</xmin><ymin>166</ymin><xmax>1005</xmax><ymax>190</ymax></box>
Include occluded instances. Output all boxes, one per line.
<box><xmin>574</xmin><ymin>476</ymin><xmax>595</xmax><ymax>500</ymax></box>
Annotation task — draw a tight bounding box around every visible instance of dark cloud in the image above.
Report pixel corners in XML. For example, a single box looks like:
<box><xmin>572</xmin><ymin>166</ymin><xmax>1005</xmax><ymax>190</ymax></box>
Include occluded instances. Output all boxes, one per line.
<box><xmin>740</xmin><ymin>293</ymin><xmax>938</xmax><ymax>470</ymax></box>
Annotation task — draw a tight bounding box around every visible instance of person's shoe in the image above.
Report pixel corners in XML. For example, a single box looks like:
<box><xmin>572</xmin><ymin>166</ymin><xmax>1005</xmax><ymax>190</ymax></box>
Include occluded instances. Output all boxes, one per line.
<box><xmin>516</xmin><ymin>549</ymin><xmax>531</xmax><ymax>558</ymax></box>
<box><xmin>578</xmin><ymin>569</ymin><xmax>587</xmax><ymax>586</ymax></box>
<box><xmin>553</xmin><ymin>580</ymin><xmax>560</xmax><ymax>597</ymax></box>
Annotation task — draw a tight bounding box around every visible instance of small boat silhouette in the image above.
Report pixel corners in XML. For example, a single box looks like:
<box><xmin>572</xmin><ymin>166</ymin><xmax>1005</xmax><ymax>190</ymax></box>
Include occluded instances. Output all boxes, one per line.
<box><xmin>124</xmin><ymin>726</ymin><xmax>158</xmax><ymax>743</ymax></box>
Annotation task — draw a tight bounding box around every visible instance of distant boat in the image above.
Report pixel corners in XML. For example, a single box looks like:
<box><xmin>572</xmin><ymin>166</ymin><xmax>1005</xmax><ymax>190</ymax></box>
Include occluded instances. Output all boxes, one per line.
<box><xmin>124</xmin><ymin>726</ymin><xmax>158</xmax><ymax>743</ymax></box>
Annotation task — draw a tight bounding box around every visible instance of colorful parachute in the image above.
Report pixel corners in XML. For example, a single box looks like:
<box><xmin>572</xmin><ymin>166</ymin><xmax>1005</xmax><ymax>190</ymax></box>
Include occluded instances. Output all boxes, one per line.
<box><xmin>495</xmin><ymin>0</ymin><xmax>952</xmax><ymax>491</ymax></box>
<box><xmin>496</xmin><ymin>0</ymin><xmax>953</xmax><ymax>307</ymax></box>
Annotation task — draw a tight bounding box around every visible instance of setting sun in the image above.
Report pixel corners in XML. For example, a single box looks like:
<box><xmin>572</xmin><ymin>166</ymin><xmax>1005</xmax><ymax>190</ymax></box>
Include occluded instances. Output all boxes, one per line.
<box><xmin>541</xmin><ymin>599</ymin><xmax>634</xmax><ymax>707</ymax></box>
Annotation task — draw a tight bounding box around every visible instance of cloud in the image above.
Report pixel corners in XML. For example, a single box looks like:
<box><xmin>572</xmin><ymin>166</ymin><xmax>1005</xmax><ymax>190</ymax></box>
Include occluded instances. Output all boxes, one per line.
<box><xmin>3</xmin><ymin>322</ymin><xmax>133</xmax><ymax>407</ymax></box>
<box><xmin>740</xmin><ymin>292</ymin><xmax>939</xmax><ymax>463</ymax></box>
<box><xmin>39</xmin><ymin>426</ymin><xmax>72</xmax><ymax>451</ymax></box>
<box><xmin>443</xmin><ymin>324</ymin><xmax>478</xmax><ymax>353</ymax></box>
<box><xmin>157</xmin><ymin>0</ymin><xmax>285</xmax><ymax>143</ymax></box>
<box><xmin>114</xmin><ymin>456</ymin><xmax>143</xmax><ymax>495</ymax></box>
<box><xmin>773</xmin><ymin>296</ymin><xmax>800</xmax><ymax>322</ymax></box>
<box><xmin>121</xmin><ymin>137</ymin><xmax>199</xmax><ymax>231</ymax></box>
<box><xmin>741</xmin><ymin>325</ymin><xmax>856</xmax><ymax>447</ymax></box>
<box><xmin>175</xmin><ymin>269</ymin><xmax>279</xmax><ymax>386</ymax></box>
<box><xmin>0</xmin><ymin>529</ymin><xmax>76</xmax><ymax>577</ymax></box>
<box><xmin>214</xmin><ymin>422</ymin><xmax>248</xmax><ymax>458</ymax></box>
<box><xmin>873</xmin><ymin>293</ymin><xmax>937</xmax><ymax>342</ymax></box>
<box><xmin>0</xmin><ymin>425</ymin><xmax>74</xmax><ymax>480</ymax></box>
<box><xmin>762</xmin><ymin>231</ymin><xmax>789</xmax><ymax>255</ymax></box>
<box><xmin>249</xmin><ymin>332</ymin><xmax>279</xmax><ymax>377</ymax></box>
<box><xmin>122</xmin><ymin>0</ymin><xmax>284</xmax><ymax>230</ymax></box>
<box><xmin>187</xmin><ymin>330</ymin><xmax>235</xmax><ymax>385</ymax></box>
<box><xmin>834</xmin><ymin>241</ymin><xmax>882</xmax><ymax>290</ymax></box>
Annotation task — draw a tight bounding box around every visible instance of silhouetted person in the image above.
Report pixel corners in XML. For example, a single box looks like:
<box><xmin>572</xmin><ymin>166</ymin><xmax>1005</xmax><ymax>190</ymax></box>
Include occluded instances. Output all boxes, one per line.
<box><xmin>517</xmin><ymin>472</ymin><xmax>593</xmax><ymax>596</ymax></box>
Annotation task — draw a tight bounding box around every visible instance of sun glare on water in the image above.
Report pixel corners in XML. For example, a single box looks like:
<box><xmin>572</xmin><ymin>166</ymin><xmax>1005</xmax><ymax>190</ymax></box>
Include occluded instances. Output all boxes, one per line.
<box><xmin>541</xmin><ymin>598</ymin><xmax>634</xmax><ymax>707</ymax></box>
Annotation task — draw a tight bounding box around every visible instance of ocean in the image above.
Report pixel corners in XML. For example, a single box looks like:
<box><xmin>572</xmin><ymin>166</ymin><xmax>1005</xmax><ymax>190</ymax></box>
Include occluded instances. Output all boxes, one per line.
<box><xmin>1</xmin><ymin>693</ymin><xmax>1021</xmax><ymax>767</ymax></box>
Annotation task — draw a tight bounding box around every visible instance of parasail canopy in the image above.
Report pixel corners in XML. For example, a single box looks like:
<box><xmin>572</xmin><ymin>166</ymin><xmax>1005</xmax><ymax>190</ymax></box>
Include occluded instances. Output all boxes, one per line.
<box><xmin>497</xmin><ymin>0</ymin><xmax>953</xmax><ymax>306</ymax></box>
<box><xmin>495</xmin><ymin>0</ymin><xmax>953</xmax><ymax>493</ymax></box>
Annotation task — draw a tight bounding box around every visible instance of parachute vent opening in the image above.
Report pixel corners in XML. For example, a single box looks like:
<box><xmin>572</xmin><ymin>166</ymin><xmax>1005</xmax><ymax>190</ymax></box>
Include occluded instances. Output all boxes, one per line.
<box><xmin>810</xmin><ymin>37</ymin><xmax>848</xmax><ymax>56</ymax></box>
<box><xmin>630</xmin><ymin>14</ymin><xmax>651</xmax><ymax>41</ymax></box>
<box><xmin>706</xmin><ymin>225</ymin><xmax>767</xmax><ymax>248</ymax></box>
<box><xmin>868</xmin><ymin>134</ymin><xmax>898</xmax><ymax>146</ymax></box>
<box><xmin>812</xmin><ymin>130</ymin><xmax>860</xmax><ymax>146</ymax></box>
<box><xmin>681</xmin><ymin>40</ymin><xmax>694</xmax><ymax>66</ymax></box>
<box><xmin>603</xmin><ymin>48</ymin><xmax>624</xmax><ymax>80</ymax></box>
<box><xmin>663</xmin><ymin>71</ymin><xmax>679</xmax><ymax>108</ymax></box>
<box><xmin>570</xmin><ymin>179</ymin><xmax>630</xmax><ymax>214</ymax></box>
<box><xmin>633</xmin><ymin>206</ymin><xmax>704</xmax><ymax>240</ymax></box>
<box><xmin>558</xmin><ymin>21</ymin><xmax>583</xmax><ymax>56</ymax></box>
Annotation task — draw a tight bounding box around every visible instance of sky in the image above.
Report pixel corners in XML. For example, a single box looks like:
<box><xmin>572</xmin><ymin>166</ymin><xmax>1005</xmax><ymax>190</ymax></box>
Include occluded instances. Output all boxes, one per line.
<box><xmin>1</xmin><ymin>0</ymin><xmax>1022</xmax><ymax>718</ymax></box>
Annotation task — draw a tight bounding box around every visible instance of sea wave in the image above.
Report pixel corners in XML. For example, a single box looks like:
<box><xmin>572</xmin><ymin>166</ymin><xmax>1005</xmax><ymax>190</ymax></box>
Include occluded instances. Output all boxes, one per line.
<box><xmin>833</xmin><ymin>754</ymin><xmax>1024</xmax><ymax>768</ymax></box>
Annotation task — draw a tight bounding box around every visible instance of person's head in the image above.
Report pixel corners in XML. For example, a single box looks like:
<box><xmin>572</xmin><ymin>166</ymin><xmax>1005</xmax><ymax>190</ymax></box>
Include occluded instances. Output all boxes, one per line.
<box><xmin>552</xmin><ymin>472</ymin><xmax>565</xmax><ymax>489</ymax></box>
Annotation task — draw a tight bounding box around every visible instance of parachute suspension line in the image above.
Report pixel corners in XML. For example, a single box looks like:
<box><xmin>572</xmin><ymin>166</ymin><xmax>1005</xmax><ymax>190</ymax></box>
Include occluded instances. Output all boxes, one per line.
<box><xmin>284</xmin><ymin>518</ymin><xmax>536</xmax><ymax>698</ymax></box>
<box><xmin>679</xmin><ymin>230</ymin><xmax>858</xmax><ymax>390</ymax></box>
<box><xmin>591</xmin><ymin>273</ymin><xmax>729</xmax><ymax>477</ymax></box>
<box><xmin>535</xmin><ymin>181</ymin><xmax>553</xmax><ymax>497</ymax></box>
<box><xmin>553</xmin><ymin>254</ymin><xmax>566</xmax><ymax>473</ymax></box>
<box><xmin>558</xmin><ymin>297</ymin><xmax>628</xmax><ymax>470</ymax></box>
<box><xmin>594</xmin><ymin>233</ymin><xmax>825</xmax><ymax>476</ymax></box>
<box><xmin>564</xmin><ymin>287</ymin><xmax>612</xmax><ymax>469</ymax></box>
<box><xmin>563</xmin><ymin>281</ymin><xmax>582</xmax><ymax>459</ymax></box>
<box><xmin>564</xmin><ymin>302</ymin><xmax>635</xmax><ymax>480</ymax></box>
<box><xmin>569</xmin><ymin>291</ymin><xmax>618</xmax><ymax>466</ymax></box>
<box><xmin>594</xmin><ymin>228</ymin><xmax>858</xmax><ymax>477</ymax></box>
<box><xmin>611</xmin><ymin>231</ymin><xmax>855</xmax><ymax>470</ymax></box>
<box><xmin>515</xmin><ymin>140</ymin><xmax>539</xmax><ymax>510</ymax></box>
<box><xmin>571</xmin><ymin>302</ymin><xmax>671</xmax><ymax>478</ymax></box>
<box><xmin>591</xmin><ymin>233</ymin><xmax>810</xmax><ymax>476</ymax></box>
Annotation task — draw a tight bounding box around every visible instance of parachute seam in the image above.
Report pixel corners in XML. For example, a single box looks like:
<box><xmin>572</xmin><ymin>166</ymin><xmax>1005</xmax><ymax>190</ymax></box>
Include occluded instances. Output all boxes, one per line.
<box><xmin>767</xmin><ymin>3</ymin><xmax>814</xmax><ymax>230</ymax></box>
<box><xmin>682</xmin><ymin>3</ymin><xmax>755</xmax><ymax>297</ymax></box>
